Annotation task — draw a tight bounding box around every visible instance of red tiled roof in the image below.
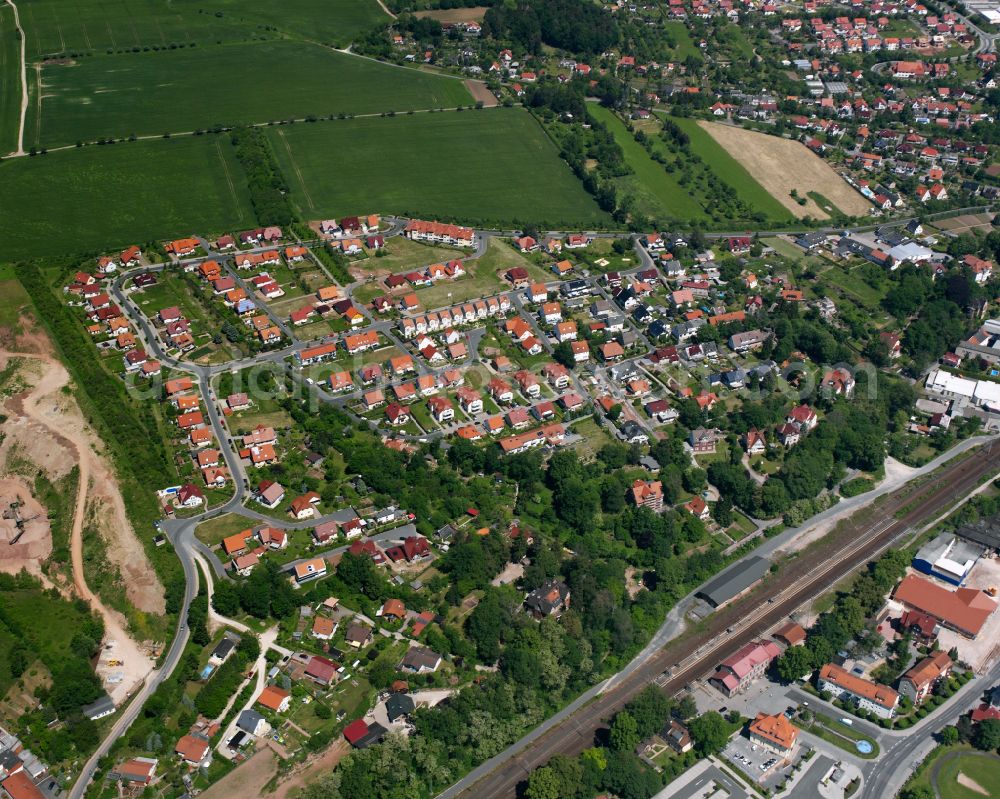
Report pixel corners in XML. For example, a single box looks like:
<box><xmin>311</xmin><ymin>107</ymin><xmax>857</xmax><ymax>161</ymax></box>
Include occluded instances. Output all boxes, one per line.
<box><xmin>893</xmin><ymin>575</ymin><xmax>996</xmax><ymax>637</ymax></box>
<box><xmin>343</xmin><ymin>719</ymin><xmax>369</xmax><ymax>744</ymax></box>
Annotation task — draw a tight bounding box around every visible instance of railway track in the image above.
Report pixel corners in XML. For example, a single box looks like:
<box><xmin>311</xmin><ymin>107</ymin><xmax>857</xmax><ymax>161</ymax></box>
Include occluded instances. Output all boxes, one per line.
<box><xmin>454</xmin><ymin>443</ymin><xmax>1000</xmax><ymax>798</ymax></box>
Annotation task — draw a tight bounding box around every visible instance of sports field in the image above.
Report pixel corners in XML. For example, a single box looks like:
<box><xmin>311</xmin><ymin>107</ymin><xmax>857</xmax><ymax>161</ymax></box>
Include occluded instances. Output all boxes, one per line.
<box><xmin>0</xmin><ymin>136</ymin><xmax>254</xmax><ymax>259</ymax></box>
<box><xmin>669</xmin><ymin>116</ymin><xmax>792</xmax><ymax>222</ymax></box>
<box><xmin>268</xmin><ymin>108</ymin><xmax>610</xmax><ymax>227</ymax></box>
<box><xmin>0</xmin><ymin>5</ymin><xmax>19</xmax><ymax>154</ymax></box>
<box><xmin>588</xmin><ymin>104</ymin><xmax>705</xmax><ymax>221</ymax></box>
<box><xmin>936</xmin><ymin>754</ymin><xmax>1000</xmax><ymax>799</ymax></box>
<box><xmin>18</xmin><ymin>0</ymin><xmax>388</xmax><ymax>57</ymax></box>
<box><xmin>30</xmin><ymin>41</ymin><xmax>472</xmax><ymax>147</ymax></box>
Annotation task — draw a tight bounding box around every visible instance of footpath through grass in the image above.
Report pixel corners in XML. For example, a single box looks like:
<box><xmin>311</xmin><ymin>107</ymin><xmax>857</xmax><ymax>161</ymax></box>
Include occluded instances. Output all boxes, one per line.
<box><xmin>0</xmin><ymin>135</ymin><xmax>255</xmax><ymax>258</ymax></box>
<box><xmin>31</xmin><ymin>41</ymin><xmax>472</xmax><ymax>147</ymax></box>
<box><xmin>269</xmin><ymin>107</ymin><xmax>610</xmax><ymax>227</ymax></box>
<box><xmin>903</xmin><ymin>745</ymin><xmax>1000</xmax><ymax>799</ymax></box>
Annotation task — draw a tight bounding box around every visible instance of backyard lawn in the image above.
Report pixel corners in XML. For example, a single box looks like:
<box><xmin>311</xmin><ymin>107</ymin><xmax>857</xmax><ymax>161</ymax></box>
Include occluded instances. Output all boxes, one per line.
<box><xmin>354</xmin><ymin>238</ymin><xmax>472</xmax><ymax>275</ymax></box>
<box><xmin>473</xmin><ymin>239</ymin><xmax>551</xmax><ymax>284</ymax></box>
<box><xmin>569</xmin><ymin>416</ymin><xmax>614</xmax><ymax>460</ymax></box>
<box><xmin>816</xmin><ymin>263</ymin><xmax>887</xmax><ymax>310</ymax></box>
<box><xmin>137</xmin><ymin>273</ymin><xmax>211</xmax><ymax>327</ymax></box>
<box><xmin>664</xmin><ymin>21</ymin><xmax>700</xmax><ymax>59</ymax></box>
<box><xmin>195</xmin><ymin>513</ymin><xmax>253</xmax><ymax>547</ymax></box>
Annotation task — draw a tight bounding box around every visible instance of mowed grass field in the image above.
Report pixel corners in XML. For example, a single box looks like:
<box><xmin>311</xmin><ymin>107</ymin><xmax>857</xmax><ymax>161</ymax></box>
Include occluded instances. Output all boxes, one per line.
<box><xmin>588</xmin><ymin>104</ymin><xmax>706</xmax><ymax>221</ymax></box>
<box><xmin>669</xmin><ymin>115</ymin><xmax>792</xmax><ymax>222</ymax></box>
<box><xmin>936</xmin><ymin>754</ymin><xmax>1000</xmax><ymax>799</ymax></box>
<box><xmin>0</xmin><ymin>5</ymin><xmax>19</xmax><ymax>154</ymax></box>
<box><xmin>19</xmin><ymin>0</ymin><xmax>388</xmax><ymax>57</ymax></box>
<box><xmin>664</xmin><ymin>21</ymin><xmax>700</xmax><ymax>60</ymax></box>
<box><xmin>0</xmin><ymin>135</ymin><xmax>254</xmax><ymax>258</ymax></box>
<box><xmin>30</xmin><ymin>41</ymin><xmax>472</xmax><ymax>147</ymax></box>
<box><xmin>269</xmin><ymin>108</ymin><xmax>610</xmax><ymax>227</ymax></box>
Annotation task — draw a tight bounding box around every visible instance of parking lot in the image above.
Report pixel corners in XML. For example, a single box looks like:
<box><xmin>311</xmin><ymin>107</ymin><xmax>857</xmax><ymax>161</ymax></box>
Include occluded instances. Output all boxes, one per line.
<box><xmin>653</xmin><ymin>760</ymin><xmax>749</xmax><ymax>799</ymax></box>
<box><xmin>692</xmin><ymin>674</ymin><xmax>792</xmax><ymax>718</ymax></box>
<box><xmin>723</xmin><ymin>733</ymin><xmax>795</xmax><ymax>789</ymax></box>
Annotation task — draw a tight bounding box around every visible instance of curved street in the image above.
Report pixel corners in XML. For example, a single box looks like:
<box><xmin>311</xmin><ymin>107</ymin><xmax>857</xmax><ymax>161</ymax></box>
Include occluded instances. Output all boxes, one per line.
<box><xmin>70</xmin><ymin>215</ymin><xmax>1000</xmax><ymax>799</ymax></box>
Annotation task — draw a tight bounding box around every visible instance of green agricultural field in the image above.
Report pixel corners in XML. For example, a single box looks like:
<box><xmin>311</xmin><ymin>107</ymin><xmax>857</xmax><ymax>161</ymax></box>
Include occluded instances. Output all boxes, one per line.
<box><xmin>588</xmin><ymin>104</ymin><xmax>705</xmax><ymax>221</ymax></box>
<box><xmin>171</xmin><ymin>0</ymin><xmax>390</xmax><ymax>47</ymax></box>
<box><xmin>0</xmin><ymin>135</ymin><xmax>255</xmax><ymax>259</ymax></box>
<box><xmin>19</xmin><ymin>0</ymin><xmax>388</xmax><ymax>58</ymax></box>
<box><xmin>0</xmin><ymin>5</ymin><xmax>19</xmax><ymax>154</ymax></box>
<box><xmin>669</xmin><ymin>116</ymin><xmax>792</xmax><ymax>222</ymax></box>
<box><xmin>30</xmin><ymin>41</ymin><xmax>472</xmax><ymax>147</ymax></box>
<box><xmin>269</xmin><ymin>107</ymin><xmax>610</xmax><ymax>227</ymax></box>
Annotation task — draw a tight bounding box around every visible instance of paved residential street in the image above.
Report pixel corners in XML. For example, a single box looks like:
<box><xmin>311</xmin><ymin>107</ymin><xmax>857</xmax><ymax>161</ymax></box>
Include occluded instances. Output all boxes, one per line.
<box><xmin>69</xmin><ymin>219</ymin><xmax>1000</xmax><ymax>799</ymax></box>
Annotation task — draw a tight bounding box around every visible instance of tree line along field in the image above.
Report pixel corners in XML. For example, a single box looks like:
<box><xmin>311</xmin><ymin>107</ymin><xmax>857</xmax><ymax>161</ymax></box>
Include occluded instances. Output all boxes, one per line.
<box><xmin>268</xmin><ymin>107</ymin><xmax>611</xmax><ymax>228</ymax></box>
<box><xmin>668</xmin><ymin>115</ymin><xmax>793</xmax><ymax>222</ymax></box>
<box><xmin>28</xmin><ymin>41</ymin><xmax>473</xmax><ymax>148</ymax></box>
<box><xmin>588</xmin><ymin>104</ymin><xmax>708</xmax><ymax>222</ymax></box>
<box><xmin>18</xmin><ymin>0</ymin><xmax>389</xmax><ymax>58</ymax></box>
<box><xmin>0</xmin><ymin>135</ymin><xmax>255</xmax><ymax>259</ymax></box>
<box><xmin>590</xmin><ymin>104</ymin><xmax>792</xmax><ymax>226</ymax></box>
<box><xmin>0</xmin><ymin>4</ymin><xmax>19</xmax><ymax>154</ymax></box>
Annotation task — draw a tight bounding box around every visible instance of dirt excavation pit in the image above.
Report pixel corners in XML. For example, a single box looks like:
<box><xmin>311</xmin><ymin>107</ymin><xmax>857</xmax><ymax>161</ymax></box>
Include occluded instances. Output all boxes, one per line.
<box><xmin>1</xmin><ymin>352</ymin><xmax>166</xmax><ymax>615</ymax></box>
<box><xmin>0</xmin><ymin>478</ymin><xmax>52</xmax><ymax>575</ymax></box>
<box><xmin>87</xmin><ymin>493</ymin><xmax>166</xmax><ymax>615</ymax></box>
<box><xmin>1</xmin><ymin>349</ymin><xmax>162</xmax><ymax>698</ymax></box>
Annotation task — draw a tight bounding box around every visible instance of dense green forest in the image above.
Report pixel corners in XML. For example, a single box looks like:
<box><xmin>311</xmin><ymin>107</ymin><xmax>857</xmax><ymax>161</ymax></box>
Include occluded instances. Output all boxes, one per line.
<box><xmin>482</xmin><ymin>0</ymin><xmax>619</xmax><ymax>55</ymax></box>
<box><xmin>0</xmin><ymin>572</ymin><xmax>105</xmax><ymax>763</ymax></box>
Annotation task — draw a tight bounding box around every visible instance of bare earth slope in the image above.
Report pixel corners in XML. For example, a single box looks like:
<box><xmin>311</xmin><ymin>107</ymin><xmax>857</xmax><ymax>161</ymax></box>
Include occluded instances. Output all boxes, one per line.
<box><xmin>0</xmin><ymin>350</ymin><xmax>158</xmax><ymax>702</ymax></box>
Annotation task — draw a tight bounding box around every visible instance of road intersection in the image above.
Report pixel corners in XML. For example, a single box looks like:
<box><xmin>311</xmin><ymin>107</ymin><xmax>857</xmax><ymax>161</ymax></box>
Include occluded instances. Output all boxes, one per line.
<box><xmin>70</xmin><ymin>218</ymin><xmax>1000</xmax><ymax>799</ymax></box>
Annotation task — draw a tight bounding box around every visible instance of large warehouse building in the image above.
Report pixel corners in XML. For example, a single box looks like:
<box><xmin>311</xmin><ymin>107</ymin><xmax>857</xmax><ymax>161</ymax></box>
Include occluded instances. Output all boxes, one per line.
<box><xmin>912</xmin><ymin>534</ymin><xmax>983</xmax><ymax>586</ymax></box>
<box><xmin>697</xmin><ymin>556</ymin><xmax>770</xmax><ymax>608</ymax></box>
